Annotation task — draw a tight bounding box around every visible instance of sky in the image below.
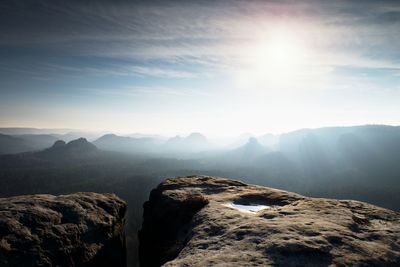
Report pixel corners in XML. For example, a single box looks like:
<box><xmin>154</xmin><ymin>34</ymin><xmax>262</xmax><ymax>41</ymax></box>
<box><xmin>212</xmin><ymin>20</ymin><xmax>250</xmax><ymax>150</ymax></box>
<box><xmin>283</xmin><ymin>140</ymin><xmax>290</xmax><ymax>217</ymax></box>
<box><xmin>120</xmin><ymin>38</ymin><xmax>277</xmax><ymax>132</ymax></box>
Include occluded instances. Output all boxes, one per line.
<box><xmin>1</xmin><ymin>0</ymin><xmax>400</xmax><ymax>136</ymax></box>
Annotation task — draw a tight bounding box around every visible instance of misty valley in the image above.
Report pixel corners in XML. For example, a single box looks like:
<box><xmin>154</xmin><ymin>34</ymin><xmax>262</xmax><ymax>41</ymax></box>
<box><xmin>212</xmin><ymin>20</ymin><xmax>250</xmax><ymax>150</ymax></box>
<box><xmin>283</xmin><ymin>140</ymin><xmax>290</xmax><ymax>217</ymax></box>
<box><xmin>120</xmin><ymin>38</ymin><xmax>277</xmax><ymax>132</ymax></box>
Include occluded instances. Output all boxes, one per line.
<box><xmin>1</xmin><ymin>125</ymin><xmax>399</xmax><ymax>266</ymax></box>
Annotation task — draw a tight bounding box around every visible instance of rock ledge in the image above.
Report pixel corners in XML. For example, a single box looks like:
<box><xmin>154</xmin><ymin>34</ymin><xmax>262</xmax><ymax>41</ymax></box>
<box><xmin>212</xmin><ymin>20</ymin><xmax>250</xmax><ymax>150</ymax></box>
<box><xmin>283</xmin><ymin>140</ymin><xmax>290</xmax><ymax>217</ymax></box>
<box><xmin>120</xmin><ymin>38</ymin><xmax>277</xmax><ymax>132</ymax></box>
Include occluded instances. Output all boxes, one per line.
<box><xmin>139</xmin><ymin>175</ymin><xmax>400</xmax><ymax>266</ymax></box>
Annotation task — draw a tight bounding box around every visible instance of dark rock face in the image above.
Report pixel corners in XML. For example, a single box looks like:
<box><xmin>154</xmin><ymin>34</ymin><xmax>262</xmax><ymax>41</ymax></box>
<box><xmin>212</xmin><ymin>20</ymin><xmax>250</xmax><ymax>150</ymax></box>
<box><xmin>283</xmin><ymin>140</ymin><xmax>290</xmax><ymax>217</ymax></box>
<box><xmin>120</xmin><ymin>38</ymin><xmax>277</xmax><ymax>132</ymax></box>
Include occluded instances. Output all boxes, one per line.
<box><xmin>139</xmin><ymin>181</ymin><xmax>209</xmax><ymax>266</ymax></box>
<box><xmin>139</xmin><ymin>176</ymin><xmax>400</xmax><ymax>266</ymax></box>
<box><xmin>0</xmin><ymin>192</ymin><xmax>127</xmax><ymax>267</ymax></box>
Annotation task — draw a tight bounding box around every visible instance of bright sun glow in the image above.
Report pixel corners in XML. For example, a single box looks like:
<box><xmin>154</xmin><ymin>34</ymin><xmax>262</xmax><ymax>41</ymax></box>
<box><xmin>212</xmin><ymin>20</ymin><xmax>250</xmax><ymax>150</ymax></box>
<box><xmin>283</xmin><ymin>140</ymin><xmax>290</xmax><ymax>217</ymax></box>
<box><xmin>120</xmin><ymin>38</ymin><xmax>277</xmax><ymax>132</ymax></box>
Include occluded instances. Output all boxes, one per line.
<box><xmin>236</xmin><ymin>28</ymin><xmax>310</xmax><ymax>89</ymax></box>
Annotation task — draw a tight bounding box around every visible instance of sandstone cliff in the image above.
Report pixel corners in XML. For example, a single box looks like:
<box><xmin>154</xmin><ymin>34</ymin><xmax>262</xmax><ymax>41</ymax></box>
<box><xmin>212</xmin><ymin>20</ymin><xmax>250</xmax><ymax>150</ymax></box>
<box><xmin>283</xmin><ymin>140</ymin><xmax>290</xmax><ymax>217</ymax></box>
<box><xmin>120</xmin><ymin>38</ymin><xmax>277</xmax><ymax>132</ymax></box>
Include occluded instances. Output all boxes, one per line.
<box><xmin>0</xmin><ymin>192</ymin><xmax>126</xmax><ymax>267</ymax></box>
<box><xmin>139</xmin><ymin>176</ymin><xmax>400</xmax><ymax>266</ymax></box>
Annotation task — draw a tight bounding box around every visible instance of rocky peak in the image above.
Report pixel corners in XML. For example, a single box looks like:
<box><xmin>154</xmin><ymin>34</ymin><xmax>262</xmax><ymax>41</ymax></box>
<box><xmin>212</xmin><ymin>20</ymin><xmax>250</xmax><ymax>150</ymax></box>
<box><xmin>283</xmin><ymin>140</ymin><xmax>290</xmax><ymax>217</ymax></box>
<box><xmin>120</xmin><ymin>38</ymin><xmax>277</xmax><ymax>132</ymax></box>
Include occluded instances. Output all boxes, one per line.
<box><xmin>97</xmin><ymin>134</ymin><xmax>118</xmax><ymax>140</ymax></box>
<box><xmin>0</xmin><ymin>192</ymin><xmax>126</xmax><ymax>267</ymax></box>
<box><xmin>52</xmin><ymin>140</ymin><xmax>66</xmax><ymax>148</ymax></box>
<box><xmin>48</xmin><ymin>138</ymin><xmax>96</xmax><ymax>152</ymax></box>
<box><xmin>139</xmin><ymin>175</ymin><xmax>400</xmax><ymax>266</ymax></box>
<box><xmin>245</xmin><ymin>137</ymin><xmax>261</xmax><ymax>147</ymax></box>
<box><xmin>66</xmin><ymin>137</ymin><xmax>97</xmax><ymax>150</ymax></box>
<box><xmin>186</xmin><ymin>132</ymin><xmax>207</xmax><ymax>142</ymax></box>
<box><xmin>40</xmin><ymin>138</ymin><xmax>98</xmax><ymax>160</ymax></box>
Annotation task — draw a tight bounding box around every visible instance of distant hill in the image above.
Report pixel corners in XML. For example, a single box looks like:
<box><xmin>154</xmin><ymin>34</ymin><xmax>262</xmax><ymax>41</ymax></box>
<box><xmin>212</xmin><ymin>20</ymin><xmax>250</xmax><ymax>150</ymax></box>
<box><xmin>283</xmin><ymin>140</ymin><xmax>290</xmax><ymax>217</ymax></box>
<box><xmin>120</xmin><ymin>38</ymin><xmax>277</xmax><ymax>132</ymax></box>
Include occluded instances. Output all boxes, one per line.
<box><xmin>51</xmin><ymin>132</ymin><xmax>105</xmax><ymax>142</ymax></box>
<box><xmin>278</xmin><ymin>125</ymin><xmax>400</xmax><ymax>176</ymax></box>
<box><xmin>225</xmin><ymin>137</ymin><xmax>269</xmax><ymax>164</ymax></box>
<box><xmin>0</xmin><ymin>134</ymin><xmax>33</xmax><ymax>154</ymax></box>
<box><xmin>127</xmin><ymin>133</ymin><xmax>165</xmax><ymax>139</ymax></box>
<box><xmin>0</xmin><ymin>128</ymin><xmax>105</xmax><ymax>143</ymax></box>
<box><xmin>0</xmin><ymin>134</ymin><xmax>59</xmax><ymax>154</ymax></box>
<box><xmin>237</xmin><ymin>137</ymin><xmax>268</xmax><ymax>155</ymax></box>
<box><xmin>164</xmin><ymin>133</ymin><xmax>213</xmax><ymax>153</ymax></box>
<box><xmin>94</xmin><ymin>134</ymin><xmax>162</xmax><ymax>154</ymax></box>
<box><xmin>38</xmin><ymin>138</ymin><xmax>98</xmax><ymax>160</ymax></box>
<box><xmin>15</xmin><ymin>134</ymin><xmax>59</xmax><ymax>149</ymax></box>
<box><xmin>258</xmin><ymin>133</ymin><xmax>279</xmax><ymax>149</ymax></box>
<box><xmin>0</xmin><ymin>138</ymin><xmax>102</xmax><ymax>167</ymax></box>
<box><xmin>227</xmin><ymin>133</ymin><xmax>254</xmax><ymax>148</ymax></box>
<box><xmin>203</xmin><ymin>137</ymin><xmax>272</xmax><ymax>169</ymax></box>
<box><xmin>94</xmin><ymin>132</ymin><xmax>214</xmax><ymax>155</ymax></box>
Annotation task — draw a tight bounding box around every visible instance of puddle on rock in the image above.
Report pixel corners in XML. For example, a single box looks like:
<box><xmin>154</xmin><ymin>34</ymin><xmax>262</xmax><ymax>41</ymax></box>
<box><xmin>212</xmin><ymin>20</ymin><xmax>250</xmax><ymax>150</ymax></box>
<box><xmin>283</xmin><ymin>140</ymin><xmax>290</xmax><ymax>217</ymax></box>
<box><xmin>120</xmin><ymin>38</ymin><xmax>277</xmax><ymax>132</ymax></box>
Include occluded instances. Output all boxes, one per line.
<box><xmin>222</xmin><ymin>203</ymin><xmax>270</xmax><ymax>214</ymax></box>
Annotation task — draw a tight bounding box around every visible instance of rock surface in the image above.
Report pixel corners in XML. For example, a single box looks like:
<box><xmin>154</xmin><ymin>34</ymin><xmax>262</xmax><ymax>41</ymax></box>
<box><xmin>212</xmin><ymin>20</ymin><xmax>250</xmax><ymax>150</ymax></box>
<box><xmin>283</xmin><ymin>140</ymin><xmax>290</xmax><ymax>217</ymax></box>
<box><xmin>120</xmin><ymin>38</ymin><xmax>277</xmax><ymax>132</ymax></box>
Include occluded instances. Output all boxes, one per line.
<box><xmin>0</xmin><ymin>192</ymin><xmax>126</xmax><ymax>267</ymax></box>
<box><xmin>139</xmin><ymin>176</ymin><xmax>400</xmax><ymax>266</ymax></box>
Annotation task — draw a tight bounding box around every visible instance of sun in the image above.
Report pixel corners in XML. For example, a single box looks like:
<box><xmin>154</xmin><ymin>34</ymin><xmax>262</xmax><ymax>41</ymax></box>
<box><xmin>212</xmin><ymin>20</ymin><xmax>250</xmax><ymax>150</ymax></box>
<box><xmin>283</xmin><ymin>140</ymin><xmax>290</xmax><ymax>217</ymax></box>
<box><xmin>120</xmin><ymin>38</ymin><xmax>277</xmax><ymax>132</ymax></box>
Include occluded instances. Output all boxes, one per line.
<box><xmin>236</xmin><ymin>28</ymin><xmax>309</xmax><ymax>88</ymax></box>
<box><xmin>252</xmin><ymin>31</ymin><xmax>307</xmax><ymax>82</ymax></box>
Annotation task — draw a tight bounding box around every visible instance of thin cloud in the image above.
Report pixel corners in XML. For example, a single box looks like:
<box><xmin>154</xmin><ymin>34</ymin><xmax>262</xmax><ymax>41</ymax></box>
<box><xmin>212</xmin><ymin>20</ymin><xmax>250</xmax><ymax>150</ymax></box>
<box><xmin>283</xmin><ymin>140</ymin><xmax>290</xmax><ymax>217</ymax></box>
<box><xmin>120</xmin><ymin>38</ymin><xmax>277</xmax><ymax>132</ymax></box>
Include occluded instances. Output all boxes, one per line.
<box><xmin>1</xmin><ymin>0</ymin><xmax>400</xmax><ymax>83</ymax></box>
<box><xmin>86</xmin><ymin>85</ymin><xmax>211</xmax><ymax>98</ymax></box>
<box><xmin>38</xmin><ymin>63</ymin><xmax>198</xmax><ymax>79</ymax></box>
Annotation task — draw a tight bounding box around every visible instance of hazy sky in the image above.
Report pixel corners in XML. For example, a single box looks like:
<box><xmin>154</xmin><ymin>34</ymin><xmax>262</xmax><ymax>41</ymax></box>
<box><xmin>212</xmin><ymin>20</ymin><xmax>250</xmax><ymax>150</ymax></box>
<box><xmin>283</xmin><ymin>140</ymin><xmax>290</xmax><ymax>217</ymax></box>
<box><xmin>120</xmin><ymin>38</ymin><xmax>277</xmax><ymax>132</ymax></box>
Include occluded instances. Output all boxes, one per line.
<box><xmin>1</xmin><ymin>0</ymin><xmax>400</xmax><ymax>136</ymax></box>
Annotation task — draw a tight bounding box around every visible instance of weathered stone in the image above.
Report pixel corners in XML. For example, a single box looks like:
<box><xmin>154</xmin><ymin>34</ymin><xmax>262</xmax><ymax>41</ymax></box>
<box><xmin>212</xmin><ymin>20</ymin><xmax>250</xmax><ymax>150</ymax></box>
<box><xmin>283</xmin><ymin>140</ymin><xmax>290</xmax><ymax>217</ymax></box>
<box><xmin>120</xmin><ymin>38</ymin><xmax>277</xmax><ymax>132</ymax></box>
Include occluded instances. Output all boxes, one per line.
<box><xmin>139</xmin><ymin>175</ymin><xmax>400</xmax><ymax>266</ymax></box>
<box><xmin>0</xmin><ymin>192</ymin><xmax>126</xmax><ymax>267</ymax></box>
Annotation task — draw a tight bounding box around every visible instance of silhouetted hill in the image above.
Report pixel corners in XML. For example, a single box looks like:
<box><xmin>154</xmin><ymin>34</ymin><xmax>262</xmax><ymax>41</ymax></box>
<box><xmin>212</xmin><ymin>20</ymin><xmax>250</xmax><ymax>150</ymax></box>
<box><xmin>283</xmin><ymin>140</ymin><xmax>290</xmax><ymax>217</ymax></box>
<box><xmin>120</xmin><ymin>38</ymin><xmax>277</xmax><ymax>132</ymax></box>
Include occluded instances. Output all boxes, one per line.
<box><xmin>95</xmin><ymin>132</ymin><xmax>215</xmax><ymax>155</ymax></box>
<box><xmin>94</xmin><ymin>134</ymin><xmax>162</xmax><ymax>154</ymax></box>
<box><xmin>0</xmin><ymin>134</ymin><xmax>58</xmax><ymax>154</ymax></box>
<box><xmin>0</xmin><ymin>134</ymin><xmax>33</xmax><ymax>154</ymax></box>
<box><xmin>0</xmin><ymin>138</ymin><xmax>102</xmax><ymax>167</ymax></box>
<box><xmin>38</xmin><ymin>138</ymin><xmax>98</xmax><ymax>160</ymax></box>
<box><xmin>16</xmin><ymin>134</ymin><xmax>58</xmax><ymax>149</ymax></box>
<box><xmin>237</xmin><ymin>137</ymin><xmax>267</xmax><ymax>156</ymax></box>
<box><xmin>164</xmin><ymin>132</ymin><xmax>213</xmax><ymax>153</ymax></box>
<box><xmin>216</xmin><ymin>137</ymin><xmax>269</xmax><ymax>166</ymax></box>
<box><xmin>278</xmin><ymin>125</ymin><xmax>400</xmax><ymax>180</ymax></box>
<box><xmin>258</xmin><ymin>133</ymin><xmax>279</xmax><ymax>148</ymax></box>
<box><xmin>51</xmin><ymin>131</ymin><xmax>104</xmax><ymax>142</ymax></box>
